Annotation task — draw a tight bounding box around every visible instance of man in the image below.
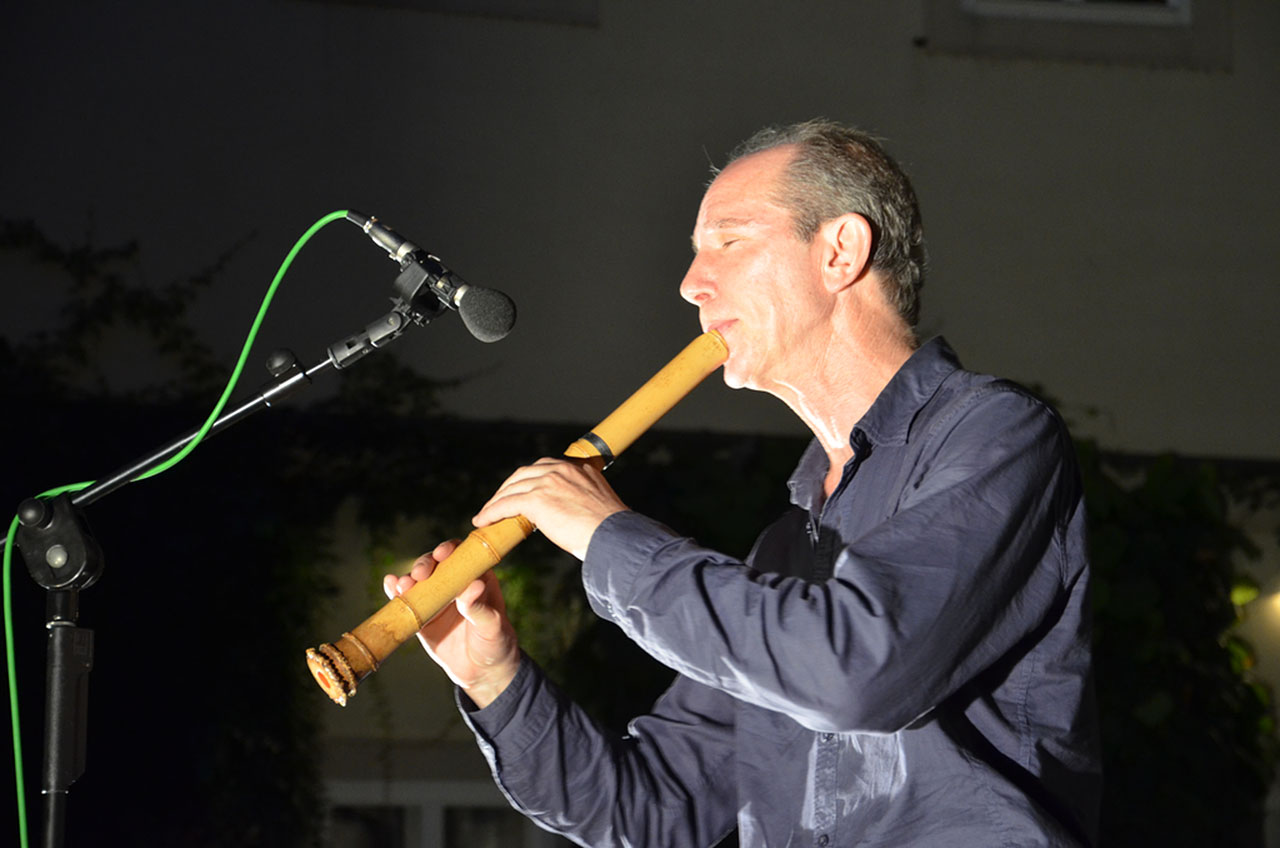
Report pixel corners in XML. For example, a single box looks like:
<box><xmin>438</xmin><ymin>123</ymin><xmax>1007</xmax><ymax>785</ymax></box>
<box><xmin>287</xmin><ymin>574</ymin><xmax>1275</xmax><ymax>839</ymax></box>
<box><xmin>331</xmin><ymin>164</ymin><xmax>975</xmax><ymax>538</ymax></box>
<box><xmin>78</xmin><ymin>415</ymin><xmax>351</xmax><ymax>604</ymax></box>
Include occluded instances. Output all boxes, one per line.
<box><xmin>386</xmin><ymin>120</ymin><xmax>1101</xmax><ymax>847</ymax></box>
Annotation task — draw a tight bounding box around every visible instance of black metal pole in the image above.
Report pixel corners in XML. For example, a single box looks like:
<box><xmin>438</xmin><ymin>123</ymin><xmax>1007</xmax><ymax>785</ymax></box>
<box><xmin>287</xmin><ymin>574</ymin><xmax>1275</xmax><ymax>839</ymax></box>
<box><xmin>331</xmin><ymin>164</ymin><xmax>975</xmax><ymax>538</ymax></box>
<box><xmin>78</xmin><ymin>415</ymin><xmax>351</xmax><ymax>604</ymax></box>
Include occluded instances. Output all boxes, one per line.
<box><xmin>40</xmin><ymin>591</ymin><xmax>91</xmax><ymax>848</ymax></box>
<box><xmin>70</xmin><ymin>355</ymin><xmax>335</xmax><ymax>510</ymax></box>
<box><xmin>10</xmin><ymin>290</ymin><xmax>446</xmax><ymax>846</ymax></box>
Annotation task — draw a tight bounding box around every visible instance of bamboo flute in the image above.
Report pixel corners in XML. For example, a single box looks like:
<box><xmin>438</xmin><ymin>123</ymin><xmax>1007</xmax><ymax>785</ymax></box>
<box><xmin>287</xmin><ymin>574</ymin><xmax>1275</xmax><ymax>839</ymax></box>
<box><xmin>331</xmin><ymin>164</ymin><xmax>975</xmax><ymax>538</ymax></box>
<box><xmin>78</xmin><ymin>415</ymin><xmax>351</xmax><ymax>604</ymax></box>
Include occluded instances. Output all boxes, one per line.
<box><xmin>306</xmin><ymin>330</ymin><xmax>729</xmax><ymax>705</ymax></box>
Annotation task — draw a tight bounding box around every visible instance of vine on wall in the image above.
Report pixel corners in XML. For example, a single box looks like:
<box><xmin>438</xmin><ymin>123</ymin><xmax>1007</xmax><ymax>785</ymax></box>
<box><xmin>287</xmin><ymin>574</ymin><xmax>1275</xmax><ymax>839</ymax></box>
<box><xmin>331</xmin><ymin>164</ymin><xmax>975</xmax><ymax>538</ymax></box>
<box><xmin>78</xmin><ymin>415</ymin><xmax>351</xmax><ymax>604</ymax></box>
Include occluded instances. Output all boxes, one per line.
<box><xmin>3</xmin><ymin>220</ymin><xmax>1276</xmax><ymax>846</ymax></box>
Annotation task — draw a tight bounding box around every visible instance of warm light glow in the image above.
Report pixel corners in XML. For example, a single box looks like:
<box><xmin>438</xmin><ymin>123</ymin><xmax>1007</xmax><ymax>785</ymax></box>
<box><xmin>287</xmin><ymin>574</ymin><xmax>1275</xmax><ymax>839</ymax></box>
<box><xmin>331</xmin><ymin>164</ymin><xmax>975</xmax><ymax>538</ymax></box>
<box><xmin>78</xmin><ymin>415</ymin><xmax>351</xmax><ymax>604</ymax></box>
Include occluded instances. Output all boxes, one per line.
<box><xmin>393</xmin><ymin>557</ymin><xmax>421</xmax><ymax>576</ymax></box>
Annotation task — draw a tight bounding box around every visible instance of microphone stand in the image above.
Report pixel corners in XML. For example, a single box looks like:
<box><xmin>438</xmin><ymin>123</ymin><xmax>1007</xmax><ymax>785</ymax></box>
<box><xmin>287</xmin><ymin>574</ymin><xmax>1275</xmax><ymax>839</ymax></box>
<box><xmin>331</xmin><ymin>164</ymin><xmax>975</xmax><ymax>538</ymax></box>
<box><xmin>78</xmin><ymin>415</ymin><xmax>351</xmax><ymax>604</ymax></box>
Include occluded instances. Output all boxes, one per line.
<box><xmin>9</xmin><ymin>284</ymin><xmax>449</xmax><ymax>848</ymax></box>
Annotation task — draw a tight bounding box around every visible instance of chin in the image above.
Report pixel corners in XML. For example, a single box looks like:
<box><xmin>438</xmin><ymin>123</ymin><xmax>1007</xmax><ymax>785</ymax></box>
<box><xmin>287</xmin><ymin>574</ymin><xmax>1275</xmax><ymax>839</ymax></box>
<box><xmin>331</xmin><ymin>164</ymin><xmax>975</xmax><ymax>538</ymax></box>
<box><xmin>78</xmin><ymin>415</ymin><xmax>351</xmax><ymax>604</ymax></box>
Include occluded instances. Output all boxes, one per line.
<box><xmin>721</xmin><ymin>363</ymin><xmax>750</xmax><ymax>390</ymax></box>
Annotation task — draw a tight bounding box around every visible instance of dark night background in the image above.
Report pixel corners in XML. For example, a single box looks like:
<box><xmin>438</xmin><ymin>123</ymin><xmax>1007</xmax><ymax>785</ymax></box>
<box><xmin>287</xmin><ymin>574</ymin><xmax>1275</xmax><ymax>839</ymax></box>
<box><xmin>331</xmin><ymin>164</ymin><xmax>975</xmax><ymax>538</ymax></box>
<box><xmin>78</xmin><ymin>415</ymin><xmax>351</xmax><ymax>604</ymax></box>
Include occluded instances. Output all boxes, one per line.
<box><xmin>2</xmin><ymin>1</ymin><xmax>1278</xmax><ymax>846</ymax></box>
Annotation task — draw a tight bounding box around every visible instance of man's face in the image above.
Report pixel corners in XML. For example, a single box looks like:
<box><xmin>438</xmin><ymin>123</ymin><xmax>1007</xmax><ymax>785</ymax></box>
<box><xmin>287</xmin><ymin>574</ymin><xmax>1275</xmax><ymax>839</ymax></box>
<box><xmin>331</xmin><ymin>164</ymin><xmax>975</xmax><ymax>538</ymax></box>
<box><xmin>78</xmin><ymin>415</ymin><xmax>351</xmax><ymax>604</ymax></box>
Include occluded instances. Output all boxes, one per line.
<box><xmin>680</xmin><ymin>146</ymin><xmax>830</xmax><ymax>391</ymax></box>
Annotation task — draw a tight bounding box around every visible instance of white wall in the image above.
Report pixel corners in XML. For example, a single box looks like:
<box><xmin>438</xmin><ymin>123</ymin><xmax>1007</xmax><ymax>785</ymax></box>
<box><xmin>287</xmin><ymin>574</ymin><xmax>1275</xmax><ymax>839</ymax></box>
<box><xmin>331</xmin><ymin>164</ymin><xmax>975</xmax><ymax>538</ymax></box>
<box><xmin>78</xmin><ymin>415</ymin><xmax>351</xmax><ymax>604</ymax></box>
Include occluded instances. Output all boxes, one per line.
<box><xmin>5</xmin><ymin>5</ymin><xmax>1277</xmax><ymax>842</ymax></box>
<box><xmin>3</xmin><ymin>0</ymin><xmax>1277</xmax><ymax>460</ymax></box>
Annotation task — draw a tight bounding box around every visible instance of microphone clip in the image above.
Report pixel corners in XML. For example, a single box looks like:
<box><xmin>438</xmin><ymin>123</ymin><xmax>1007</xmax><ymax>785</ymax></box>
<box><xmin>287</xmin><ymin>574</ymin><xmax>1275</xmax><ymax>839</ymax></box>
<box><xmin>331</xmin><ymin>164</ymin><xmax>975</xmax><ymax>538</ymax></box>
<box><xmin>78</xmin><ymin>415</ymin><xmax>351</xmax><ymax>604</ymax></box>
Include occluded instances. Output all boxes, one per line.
<box><xmin>326</xmin><ymin>305</ymin><xmax>418</xmax><ymax>369</ymax></box>
<box><xmin>346</xmin><ymin>210</ymin><xmax>516</xmax><ymax>343</ymax></box>
<box><xmin>323</xmin><ymin>236</ymin><xmax>466</xmax><ymax>369</ymax></box>
<box><xmin>391</xmin><ymin>252</ymin><xmax>461</xmax><ymax>327</ymax></box>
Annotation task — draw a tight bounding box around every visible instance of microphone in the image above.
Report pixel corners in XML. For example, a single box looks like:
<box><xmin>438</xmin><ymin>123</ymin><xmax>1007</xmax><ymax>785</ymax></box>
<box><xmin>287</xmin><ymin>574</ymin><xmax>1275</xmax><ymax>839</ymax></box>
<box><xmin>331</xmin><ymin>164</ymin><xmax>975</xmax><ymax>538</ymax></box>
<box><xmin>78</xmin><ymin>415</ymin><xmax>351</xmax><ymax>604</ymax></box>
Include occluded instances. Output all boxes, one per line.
<box><xmin>346</xmin><ymin>211</ymin><xmax>517</xmax><ymax>342</ymax></box>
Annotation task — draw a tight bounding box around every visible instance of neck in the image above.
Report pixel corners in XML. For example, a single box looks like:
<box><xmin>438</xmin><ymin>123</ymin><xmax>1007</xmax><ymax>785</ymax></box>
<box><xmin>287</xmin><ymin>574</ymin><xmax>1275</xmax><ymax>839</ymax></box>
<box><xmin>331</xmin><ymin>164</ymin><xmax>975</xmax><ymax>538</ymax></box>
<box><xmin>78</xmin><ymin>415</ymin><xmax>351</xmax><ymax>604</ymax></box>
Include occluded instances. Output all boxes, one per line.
<box><xmin>764</xmin><ymin>305</ymin><xmax>916</xmax><ymax>495</ymax></box>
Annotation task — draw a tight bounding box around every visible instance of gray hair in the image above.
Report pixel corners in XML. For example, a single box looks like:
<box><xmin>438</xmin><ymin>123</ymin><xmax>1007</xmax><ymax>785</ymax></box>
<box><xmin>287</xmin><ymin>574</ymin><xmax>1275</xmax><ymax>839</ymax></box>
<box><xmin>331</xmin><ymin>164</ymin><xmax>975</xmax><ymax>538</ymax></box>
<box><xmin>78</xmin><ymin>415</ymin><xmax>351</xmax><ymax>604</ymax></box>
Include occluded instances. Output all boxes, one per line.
<box><xmin>726</xmin><ymin>120</ymin><xmax>927</xmax><ymax>327</ymax></box>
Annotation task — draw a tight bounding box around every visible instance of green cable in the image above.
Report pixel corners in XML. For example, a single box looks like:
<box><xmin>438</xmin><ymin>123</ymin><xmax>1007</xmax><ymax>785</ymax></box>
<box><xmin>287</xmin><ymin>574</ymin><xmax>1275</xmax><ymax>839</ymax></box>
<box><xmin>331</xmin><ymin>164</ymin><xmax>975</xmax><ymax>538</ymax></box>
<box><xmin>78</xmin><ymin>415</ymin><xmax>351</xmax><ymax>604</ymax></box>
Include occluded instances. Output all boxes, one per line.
<box><xmin>5</xmin><ymin>209</ymin><xmax>349</xmax><ymax>848</ymax></box>
<box><xmin>2</xmin><ymin>517</ymin><xmax>18</xmax><ymax>848</ymax></box>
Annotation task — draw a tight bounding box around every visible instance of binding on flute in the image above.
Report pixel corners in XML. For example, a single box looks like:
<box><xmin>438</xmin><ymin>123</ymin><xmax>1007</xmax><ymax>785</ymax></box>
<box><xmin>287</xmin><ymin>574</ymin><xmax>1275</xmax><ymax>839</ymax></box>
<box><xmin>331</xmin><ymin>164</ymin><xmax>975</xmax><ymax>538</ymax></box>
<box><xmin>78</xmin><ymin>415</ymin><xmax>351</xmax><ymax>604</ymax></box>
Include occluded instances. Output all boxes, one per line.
<box><xmin>306</xmin><ymin>330</ymin><xmax>728</xmax><ymax>705</ymax></box>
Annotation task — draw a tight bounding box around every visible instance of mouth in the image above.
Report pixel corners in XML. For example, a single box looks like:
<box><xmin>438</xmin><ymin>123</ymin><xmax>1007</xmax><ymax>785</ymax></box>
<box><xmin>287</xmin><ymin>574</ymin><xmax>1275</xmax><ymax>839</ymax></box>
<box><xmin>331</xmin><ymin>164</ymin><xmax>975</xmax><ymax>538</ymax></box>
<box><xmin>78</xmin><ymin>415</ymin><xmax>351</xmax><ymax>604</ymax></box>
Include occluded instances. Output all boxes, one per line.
<box><xmin>704</xmin><ymin>319</ymin><xmax>737</xmax><ymax>336</ymax></box>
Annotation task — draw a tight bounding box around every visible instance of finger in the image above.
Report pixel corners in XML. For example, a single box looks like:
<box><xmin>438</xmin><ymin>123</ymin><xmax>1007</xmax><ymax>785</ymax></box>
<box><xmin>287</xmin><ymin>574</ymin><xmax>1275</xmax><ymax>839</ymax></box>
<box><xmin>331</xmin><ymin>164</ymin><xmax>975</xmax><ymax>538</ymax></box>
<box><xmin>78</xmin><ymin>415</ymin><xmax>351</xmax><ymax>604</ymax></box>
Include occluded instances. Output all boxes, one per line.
<box><xmin>455</xmin><ymin>576</ymin><xmax>487</xmax><ymax>609</ymax></box>
<box><xmin>478</xmin><ymin>569</ymin><xmax>508</xmax><ymax>616</ymax></box>
<box><xmin>472</xmin><ymin>491</ymin><xmax>523</xmax><ymax>528</ymax></box>
<box><xmin>410</xmin><ymin>561</ymin><xmax>435</xmax><ymax>583</ymax></box>
<box><xmin>432</xmin><ymin>538</ymin><xmax>462</xmax><ymax>561</ymax></box>
<box><xmin>488</xmin><ymin>462</ymin><xmax>548</xmax><ymax>495</ymax></box>
<box><xmin>481</xmin><ymin>459</ymin><xmax>572</xmax><ymax>507</ymax></box>
<box><xmin>382</xmin><ymin>573</ymin><xmax>398</xmax><ymax>600</ymax></box>
<box><xmin>455</xmin><ymin>578</ymin><xmax>500</xmax><ymax>630</ymax></box>
<box><xmin>412</xmin><ymin>551</ymin><xmax>440</xmax><ymax>573</ymax></box>
<box><xmin>476</xmin><ymin>478</ymin><xmax>540</xmax><ymax>518</ymax></box>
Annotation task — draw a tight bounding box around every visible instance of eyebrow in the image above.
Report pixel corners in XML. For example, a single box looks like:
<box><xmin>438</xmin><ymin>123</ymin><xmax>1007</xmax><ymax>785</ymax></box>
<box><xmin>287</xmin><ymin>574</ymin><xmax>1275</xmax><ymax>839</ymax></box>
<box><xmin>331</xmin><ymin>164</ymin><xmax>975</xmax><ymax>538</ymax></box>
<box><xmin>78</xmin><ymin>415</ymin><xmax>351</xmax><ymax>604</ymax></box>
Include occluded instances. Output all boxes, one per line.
<box><xmin>707</xmin><ymin>216</ymin><xmax>756</xmax><ymax>229</ymax></box>
<box><xmin>691</xmin><ymin>217</ymin><xmax>758</xmax><ymax>253</ymax></box>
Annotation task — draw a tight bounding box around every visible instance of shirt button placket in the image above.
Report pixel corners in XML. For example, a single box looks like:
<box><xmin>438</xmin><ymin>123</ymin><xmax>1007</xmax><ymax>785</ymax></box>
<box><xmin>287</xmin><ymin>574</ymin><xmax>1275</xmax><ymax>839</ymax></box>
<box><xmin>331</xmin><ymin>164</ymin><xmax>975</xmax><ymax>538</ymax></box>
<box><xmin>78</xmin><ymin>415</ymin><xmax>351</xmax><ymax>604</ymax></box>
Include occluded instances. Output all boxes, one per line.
<box><xmin>812</xmin><ymin>733</ymin><xmax>839</xmax><ymax>843</ymax></box>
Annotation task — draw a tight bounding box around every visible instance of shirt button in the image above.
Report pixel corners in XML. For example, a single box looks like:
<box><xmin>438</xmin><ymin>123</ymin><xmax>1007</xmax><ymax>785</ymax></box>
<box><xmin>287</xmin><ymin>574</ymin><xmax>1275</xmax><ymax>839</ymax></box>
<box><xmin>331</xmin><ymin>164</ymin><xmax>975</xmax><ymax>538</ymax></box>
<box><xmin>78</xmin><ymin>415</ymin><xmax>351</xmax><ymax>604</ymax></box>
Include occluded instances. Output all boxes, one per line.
<box><xmin>817</xmin><ymin>835</ymin><xmax>829</xmax><ymax>846</ymax></box>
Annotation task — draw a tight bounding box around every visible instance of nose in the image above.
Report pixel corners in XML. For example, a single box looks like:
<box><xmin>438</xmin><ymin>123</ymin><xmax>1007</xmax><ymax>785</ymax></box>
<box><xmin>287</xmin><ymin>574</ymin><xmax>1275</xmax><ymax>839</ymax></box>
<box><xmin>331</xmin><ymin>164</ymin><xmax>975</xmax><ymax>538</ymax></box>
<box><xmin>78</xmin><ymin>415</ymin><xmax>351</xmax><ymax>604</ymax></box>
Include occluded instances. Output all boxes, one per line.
<box><xmin>679</xmin><ymin>257</ymin><xmax>715</xmax><ymax>306</ymax></box>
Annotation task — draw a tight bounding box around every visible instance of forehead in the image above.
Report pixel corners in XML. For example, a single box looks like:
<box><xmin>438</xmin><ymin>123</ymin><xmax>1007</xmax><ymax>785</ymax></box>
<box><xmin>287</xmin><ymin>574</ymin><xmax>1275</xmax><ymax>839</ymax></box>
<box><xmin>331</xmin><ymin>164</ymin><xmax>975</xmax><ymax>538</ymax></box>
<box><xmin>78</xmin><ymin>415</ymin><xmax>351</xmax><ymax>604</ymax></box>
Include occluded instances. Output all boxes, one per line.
<box><xmin>695</xmin><ymin>146</ymin><xmax>796</xmax><ymax>231</ymax></box>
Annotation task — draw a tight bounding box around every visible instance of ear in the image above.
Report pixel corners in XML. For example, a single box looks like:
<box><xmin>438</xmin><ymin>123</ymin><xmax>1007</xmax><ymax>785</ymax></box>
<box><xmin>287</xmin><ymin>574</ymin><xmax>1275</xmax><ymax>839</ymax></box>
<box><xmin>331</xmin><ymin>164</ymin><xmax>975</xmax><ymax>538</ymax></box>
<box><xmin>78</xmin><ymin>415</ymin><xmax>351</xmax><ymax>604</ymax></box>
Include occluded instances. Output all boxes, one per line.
<box><xmin>818</xmin><ymin>213</ymin><xmax>873</xmax><ymax>294</ymax></box>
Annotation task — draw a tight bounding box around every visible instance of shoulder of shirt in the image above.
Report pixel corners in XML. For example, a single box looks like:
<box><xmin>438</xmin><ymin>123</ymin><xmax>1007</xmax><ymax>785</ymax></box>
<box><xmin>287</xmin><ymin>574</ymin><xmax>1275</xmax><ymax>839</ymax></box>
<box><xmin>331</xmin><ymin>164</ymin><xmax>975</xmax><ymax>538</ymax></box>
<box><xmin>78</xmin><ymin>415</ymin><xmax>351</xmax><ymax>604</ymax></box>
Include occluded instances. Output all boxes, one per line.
<box><xmin>909</xmin><ymin>366</ymin><xmax>1068</xmax><ymax>449</ymax></box>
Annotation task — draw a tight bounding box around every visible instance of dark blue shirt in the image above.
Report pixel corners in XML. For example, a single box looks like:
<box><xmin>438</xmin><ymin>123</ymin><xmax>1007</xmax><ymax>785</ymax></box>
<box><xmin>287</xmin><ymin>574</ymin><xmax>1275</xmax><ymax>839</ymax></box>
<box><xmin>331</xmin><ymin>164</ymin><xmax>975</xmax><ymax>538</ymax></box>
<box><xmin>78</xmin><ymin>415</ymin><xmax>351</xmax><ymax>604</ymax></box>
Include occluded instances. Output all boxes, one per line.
<box><xmin>462</xmin><ymin>338</ymin><xmax>1101</xmax><ymax>847</ymax></box>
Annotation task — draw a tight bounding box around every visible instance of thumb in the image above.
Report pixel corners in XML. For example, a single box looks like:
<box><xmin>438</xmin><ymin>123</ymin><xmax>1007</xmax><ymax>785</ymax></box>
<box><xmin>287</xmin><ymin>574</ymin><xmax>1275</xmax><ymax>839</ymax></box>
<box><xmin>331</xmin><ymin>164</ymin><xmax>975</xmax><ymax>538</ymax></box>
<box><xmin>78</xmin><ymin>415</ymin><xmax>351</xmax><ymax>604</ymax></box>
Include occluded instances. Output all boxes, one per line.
<box><xmin>454</xmin><ymin>579</ymin><xmax>501</xmax><ymax>632</ymax></box>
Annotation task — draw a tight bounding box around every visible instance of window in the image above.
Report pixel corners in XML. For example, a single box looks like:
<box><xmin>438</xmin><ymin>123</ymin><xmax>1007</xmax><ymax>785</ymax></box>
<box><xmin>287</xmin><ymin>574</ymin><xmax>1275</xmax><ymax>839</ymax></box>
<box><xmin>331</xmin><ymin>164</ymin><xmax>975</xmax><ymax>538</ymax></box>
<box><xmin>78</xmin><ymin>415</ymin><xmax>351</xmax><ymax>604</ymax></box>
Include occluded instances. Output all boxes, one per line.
<box><xmin>304</xmin><ymin>0</ymin><xmax>598</xmax><ymax>26</ymax></box>
<box><xmin>962</xmin><ymin>0</ymin><xmax>1190</xmax><ymax>26</ymax></box>
<box><xmin>324</xmin><ymin>779</ymin><xmax>574</xmax><ymax>847</ymax></box>
<box><xmin>919</xmin><ymin>0</ymin><xmax>1232</xmax><ymax>70</ymax></box>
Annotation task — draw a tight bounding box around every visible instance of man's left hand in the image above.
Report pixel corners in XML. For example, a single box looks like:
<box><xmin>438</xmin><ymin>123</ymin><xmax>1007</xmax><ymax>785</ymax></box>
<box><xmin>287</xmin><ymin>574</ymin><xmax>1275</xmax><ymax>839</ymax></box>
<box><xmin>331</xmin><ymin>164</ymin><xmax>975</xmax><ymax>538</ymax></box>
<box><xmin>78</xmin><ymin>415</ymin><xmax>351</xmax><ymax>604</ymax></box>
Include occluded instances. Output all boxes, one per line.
<box><xmin>472</xmin><ymin>457</ymin><xmax>628</xmax><ymax>560</ymax></box>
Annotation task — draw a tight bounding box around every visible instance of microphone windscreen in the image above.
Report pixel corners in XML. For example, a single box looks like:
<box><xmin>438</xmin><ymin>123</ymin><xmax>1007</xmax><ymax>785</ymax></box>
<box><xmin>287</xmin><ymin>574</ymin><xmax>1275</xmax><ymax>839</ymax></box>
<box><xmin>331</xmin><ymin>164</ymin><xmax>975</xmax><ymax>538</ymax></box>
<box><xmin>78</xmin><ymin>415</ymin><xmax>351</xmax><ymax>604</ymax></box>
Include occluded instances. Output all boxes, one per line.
<box><xmin>457</xmin><ymin>287</ymin><xmax>517</xmax><ymax>342</ymax></box>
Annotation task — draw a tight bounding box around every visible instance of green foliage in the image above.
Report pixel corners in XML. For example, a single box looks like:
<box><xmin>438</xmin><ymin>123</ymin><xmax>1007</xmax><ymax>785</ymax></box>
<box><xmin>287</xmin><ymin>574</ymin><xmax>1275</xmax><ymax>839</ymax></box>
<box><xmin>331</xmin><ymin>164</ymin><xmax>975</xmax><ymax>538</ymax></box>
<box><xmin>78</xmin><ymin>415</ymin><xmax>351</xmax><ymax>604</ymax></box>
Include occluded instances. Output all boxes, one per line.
<box><xmin>5</xmin><ymin>217</ymin><xmax>1278</xmax><ymax>847</ymax></box>
<box><xmin>0</xmin><ymin>218</ymin><xmax>239</xmax><ymax>401</ymax></box>
<box><xmin>1078</xmin><ymin>440</ymin><xmax>1278</xmax><ymax>846</ymax></box>
<box><xmin>1</xmin><ymin>220</ymin><xmax>333</xmax><ymax>846</ymax></box>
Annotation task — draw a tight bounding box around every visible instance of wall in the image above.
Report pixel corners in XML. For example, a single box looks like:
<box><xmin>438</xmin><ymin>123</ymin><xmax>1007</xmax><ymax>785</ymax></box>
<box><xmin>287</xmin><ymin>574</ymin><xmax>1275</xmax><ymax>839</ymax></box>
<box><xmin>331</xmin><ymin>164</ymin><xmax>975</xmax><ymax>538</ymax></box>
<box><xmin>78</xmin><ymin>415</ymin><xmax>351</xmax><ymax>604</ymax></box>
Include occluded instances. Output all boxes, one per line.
<box><xmin>4</xmin><ymin>2</ymin><xmax>1278</xmax><ymax>841</ymax></box>
<box><xmin>2</xmin><ymin>0</ymin><xmax>1277</xmax><ymax>460</ymax></box>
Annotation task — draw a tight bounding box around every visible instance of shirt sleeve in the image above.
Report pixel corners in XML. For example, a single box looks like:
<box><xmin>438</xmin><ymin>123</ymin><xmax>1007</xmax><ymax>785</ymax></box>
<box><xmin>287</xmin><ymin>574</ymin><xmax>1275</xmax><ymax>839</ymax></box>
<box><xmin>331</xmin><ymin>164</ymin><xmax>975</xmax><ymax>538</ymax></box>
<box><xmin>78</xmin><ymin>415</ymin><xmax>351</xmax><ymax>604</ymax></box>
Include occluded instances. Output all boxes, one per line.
<box><xmin>581</xmin><ymin>384</ymin><xmax>1084</xmax><ymax>734</ymax></box>
<box><xmin>461</xmin><ymin>652</ymin><xmax>739</xmax><ymax>847</ymax></box>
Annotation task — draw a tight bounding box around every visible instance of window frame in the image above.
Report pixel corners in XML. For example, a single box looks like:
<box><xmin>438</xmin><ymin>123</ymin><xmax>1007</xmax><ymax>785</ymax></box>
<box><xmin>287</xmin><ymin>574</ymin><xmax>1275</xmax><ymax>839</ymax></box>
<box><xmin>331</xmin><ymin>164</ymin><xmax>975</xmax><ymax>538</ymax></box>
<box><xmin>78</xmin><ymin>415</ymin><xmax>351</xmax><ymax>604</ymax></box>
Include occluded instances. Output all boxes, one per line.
<box><xmin>919</xmin><ymin>0</ymin><xmax>1233</xmax><ymax>70</ymax></box>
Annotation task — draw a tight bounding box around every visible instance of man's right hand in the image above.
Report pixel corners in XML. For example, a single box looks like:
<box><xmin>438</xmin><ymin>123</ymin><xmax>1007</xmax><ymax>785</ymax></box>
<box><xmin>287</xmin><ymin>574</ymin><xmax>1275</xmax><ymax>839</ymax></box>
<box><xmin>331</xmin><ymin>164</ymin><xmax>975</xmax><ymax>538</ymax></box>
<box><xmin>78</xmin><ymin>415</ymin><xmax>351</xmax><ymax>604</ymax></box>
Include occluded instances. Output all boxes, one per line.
<box><xmin>382</xmin><ymin>539</ymin><xmax>521</xmax><ymax>709</ymax></box>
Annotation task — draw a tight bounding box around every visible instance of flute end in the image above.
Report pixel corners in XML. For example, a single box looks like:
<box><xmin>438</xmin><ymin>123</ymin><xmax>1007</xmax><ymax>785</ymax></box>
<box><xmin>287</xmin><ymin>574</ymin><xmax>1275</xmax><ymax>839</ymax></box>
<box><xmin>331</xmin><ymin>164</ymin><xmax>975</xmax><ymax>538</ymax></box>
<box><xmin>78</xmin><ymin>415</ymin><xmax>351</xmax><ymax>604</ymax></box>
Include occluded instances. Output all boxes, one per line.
<box><xmin>307</xmin><ymin>644</ymin><xmax>357</xmax><ymax>706</ymax></box>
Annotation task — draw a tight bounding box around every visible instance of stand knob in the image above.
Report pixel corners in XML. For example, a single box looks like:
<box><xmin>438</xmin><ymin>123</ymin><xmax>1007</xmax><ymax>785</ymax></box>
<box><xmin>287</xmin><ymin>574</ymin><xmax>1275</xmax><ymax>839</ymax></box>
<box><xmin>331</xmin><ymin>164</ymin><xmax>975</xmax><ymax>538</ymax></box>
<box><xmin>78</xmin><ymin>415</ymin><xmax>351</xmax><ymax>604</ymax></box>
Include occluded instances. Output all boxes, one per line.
<box><xmin>265</xmin><ymin>349</ymin><xmax>299</xmax><ymax>378</ymax></box>
<box><xmin>13</xmin><ymin>495</ymin><xmax>104</xmax><ymax>591</ymax></box>
<box><xmin>18</xmin><ymin>497</ymin><xmax>51</xmax><ymax>529</ymax></box>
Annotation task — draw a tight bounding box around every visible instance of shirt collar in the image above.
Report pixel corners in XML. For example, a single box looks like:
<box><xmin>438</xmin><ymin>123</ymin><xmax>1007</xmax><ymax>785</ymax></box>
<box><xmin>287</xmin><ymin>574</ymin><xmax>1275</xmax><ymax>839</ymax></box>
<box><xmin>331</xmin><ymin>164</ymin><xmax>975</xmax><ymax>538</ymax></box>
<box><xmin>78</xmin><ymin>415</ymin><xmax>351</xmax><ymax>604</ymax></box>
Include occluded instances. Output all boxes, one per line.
<box><xmin>854</xmin><ymin>336</ymin><xmax>961</xmax><ymax>449</ymax></box>
<box><xmin>786</xmin><ymin>336</ymin><xmax>961</xmax><ymax>509</ymax></box>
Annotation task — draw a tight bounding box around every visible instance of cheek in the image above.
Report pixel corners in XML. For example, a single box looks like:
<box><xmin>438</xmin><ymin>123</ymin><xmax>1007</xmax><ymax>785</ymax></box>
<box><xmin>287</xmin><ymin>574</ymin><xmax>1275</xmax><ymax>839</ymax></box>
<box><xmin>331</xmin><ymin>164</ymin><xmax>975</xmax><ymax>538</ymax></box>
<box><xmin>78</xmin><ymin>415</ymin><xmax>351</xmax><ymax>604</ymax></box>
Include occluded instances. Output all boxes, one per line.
<box><xmin>742</xmin><ymin>268</ymin><xmax>794</xmax><ymax>334</ymax></box>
